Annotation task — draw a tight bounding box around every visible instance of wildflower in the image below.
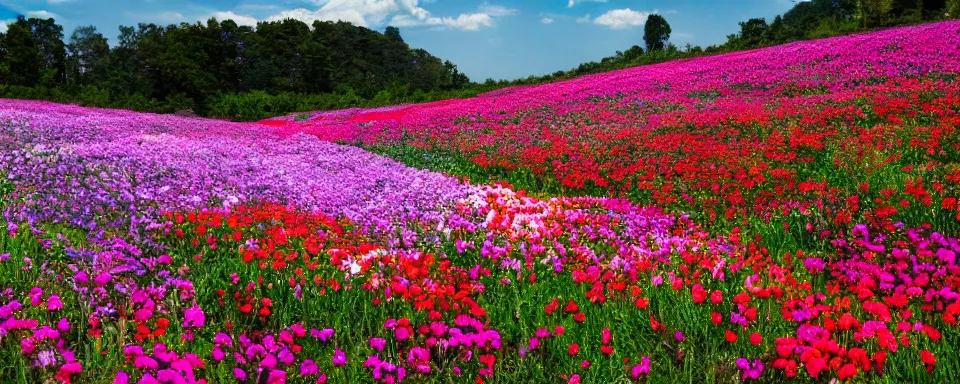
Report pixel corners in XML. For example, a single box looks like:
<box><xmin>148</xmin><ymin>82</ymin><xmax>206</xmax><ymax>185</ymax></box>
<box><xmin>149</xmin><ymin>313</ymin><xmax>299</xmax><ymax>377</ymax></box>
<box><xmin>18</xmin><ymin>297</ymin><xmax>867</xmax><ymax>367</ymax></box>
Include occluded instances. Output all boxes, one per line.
<box><xmin>183</xmin><ymin>306</ymin><xmax>205</xmax><ymax>328</ymax></box>
<box><xmin>568</xmin><ymin>343</ymin><xmax>580</xmax><ymax>356</ymax></box>
<box><xmin>301</xmin><ymin>359</ymin><xmax>320</xmax><ymax>376</ymax></box>
<box><xmin>332</xmin><ymin>349</ymin><xmax>347</xmax><ymax>366</ymax></box>
<box><xmin>725</xmin><ymin>330</ymin><xmax>738</xmax><ymax>343</ymax></box>
<box><xmin>47</xmin><ymin>295</ymin><xmax>63</xmax><ymax>311</ymax></box>
<box><xmin>631</xmin><ymin>356</ymin><xmax>651</xmax><ymax>378</ymax></box>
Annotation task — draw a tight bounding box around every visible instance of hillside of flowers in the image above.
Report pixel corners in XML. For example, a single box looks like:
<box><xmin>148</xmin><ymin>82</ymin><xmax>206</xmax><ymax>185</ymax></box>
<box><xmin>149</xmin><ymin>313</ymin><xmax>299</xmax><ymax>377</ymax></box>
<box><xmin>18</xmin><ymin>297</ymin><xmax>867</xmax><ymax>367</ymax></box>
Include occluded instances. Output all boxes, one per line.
<box><xmin>2</xmin><ymin>21</ymin><xmax>960</xmax><ymax>384</ymax></box>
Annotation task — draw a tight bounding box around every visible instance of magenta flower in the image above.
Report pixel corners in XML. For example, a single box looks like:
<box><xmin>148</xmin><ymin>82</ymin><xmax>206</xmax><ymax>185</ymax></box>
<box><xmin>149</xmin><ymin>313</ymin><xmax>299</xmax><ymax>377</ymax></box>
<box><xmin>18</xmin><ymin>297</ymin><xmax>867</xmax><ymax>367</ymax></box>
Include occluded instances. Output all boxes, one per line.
<box><xmin>134</xmin><ymin>356</ymin><xmax>158</xmax><ymax>370</ymax></box>
<box><xmin>675</xmin><ymin>331</ymin><xmax>685</xmax><ymax>342</ymax></box>
<box><xmin>332</xmin><ymin>349</ymin><xmax>347</xmax><ymax>366</ymax></box>
<box><xmin>57</xmin><ymin>318</ymin><xmax>70</xmax><ymax>333</ymax></box>
<box><xmin>312</xmin><ymin>328</ymin><xmax>334</xmax><ymax>342</ymax></box>
<box><xmin>266</xmin><ymin>369</ymin><xmax>287</xmax><ymax>384</ymax></box>
<box><xmin>234</xmin><ymin>368</ymin><xmax>247</xmax><ymax>380</ymax></box>
<box><xmin>183</xmin><ymin>306</ymin><xmax>205</xmax><ymax>328</ymax></box>
<box><xmin>47</xmin><ymin>295</ymin><xmax>63</xmax><ymax>311</ymax></box>
<box><xmin>631</xmin><ymin>356</ymin><xmax>651</xmax><ymax>378</ymax></box>
<box><xmin>301</xmin><ymin>359</ymin><xmax>320</xmax><ymax>376</ymax></box>
<box><xmin>370</xmin><ymin>337</ymin><xmax>387</xmax><ymax>351</ymax></box>
<box><xmin>113</xmin><ymin>371</ymin><xmax>129</xmax><ymax>384</ymax></box>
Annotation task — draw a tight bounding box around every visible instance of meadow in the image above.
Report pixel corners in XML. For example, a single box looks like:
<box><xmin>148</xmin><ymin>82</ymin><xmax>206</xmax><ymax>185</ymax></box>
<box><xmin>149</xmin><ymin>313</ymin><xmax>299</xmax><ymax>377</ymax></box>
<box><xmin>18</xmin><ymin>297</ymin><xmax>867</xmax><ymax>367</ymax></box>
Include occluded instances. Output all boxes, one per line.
<box><xmin>2</xmin><ymin>21</ymin><xmax>960</xmax><ymax>383</ymax></box>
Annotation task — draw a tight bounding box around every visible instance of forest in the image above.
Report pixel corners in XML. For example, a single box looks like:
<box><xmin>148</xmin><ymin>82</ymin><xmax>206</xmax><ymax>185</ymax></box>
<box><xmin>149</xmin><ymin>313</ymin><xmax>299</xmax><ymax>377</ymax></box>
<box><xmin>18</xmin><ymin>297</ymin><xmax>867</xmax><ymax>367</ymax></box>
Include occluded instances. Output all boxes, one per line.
<box><xmin>0</xmin><ymin>0</ymin><xmax>955</xmax><ymax>120</ymax></box>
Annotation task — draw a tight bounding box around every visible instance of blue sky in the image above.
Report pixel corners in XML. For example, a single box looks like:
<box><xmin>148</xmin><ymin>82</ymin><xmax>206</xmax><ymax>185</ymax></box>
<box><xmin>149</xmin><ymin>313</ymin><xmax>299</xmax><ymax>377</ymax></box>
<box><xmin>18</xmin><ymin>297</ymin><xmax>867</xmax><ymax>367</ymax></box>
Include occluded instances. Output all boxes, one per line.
<box><xmin>0</xmin><ymin>0</ymin><xmax>798</xmax><ymax>81</ymax></box>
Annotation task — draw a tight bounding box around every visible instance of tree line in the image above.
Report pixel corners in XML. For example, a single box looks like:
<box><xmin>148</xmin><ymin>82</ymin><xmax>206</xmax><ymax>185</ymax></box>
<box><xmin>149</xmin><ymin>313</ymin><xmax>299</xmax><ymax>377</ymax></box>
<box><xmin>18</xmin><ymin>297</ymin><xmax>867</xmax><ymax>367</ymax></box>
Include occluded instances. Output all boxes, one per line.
<box><xmin>0</xmin><ymin>17</ymin><xmax>472</xmax><ymax>119</ymax></box>
<box><xmin>0</xmin><ymin>0</ymin><xmax>957</xmax><ymax>121</ymax></box>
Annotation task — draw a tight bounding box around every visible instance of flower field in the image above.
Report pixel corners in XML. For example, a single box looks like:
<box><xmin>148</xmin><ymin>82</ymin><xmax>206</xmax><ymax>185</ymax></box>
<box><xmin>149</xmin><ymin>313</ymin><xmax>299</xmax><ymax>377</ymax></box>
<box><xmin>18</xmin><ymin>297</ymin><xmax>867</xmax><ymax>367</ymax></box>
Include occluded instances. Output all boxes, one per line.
<box><xmin>2</xmin><ymin>21</ymin><xmax>960</xmax><ymax>384</ymax></box>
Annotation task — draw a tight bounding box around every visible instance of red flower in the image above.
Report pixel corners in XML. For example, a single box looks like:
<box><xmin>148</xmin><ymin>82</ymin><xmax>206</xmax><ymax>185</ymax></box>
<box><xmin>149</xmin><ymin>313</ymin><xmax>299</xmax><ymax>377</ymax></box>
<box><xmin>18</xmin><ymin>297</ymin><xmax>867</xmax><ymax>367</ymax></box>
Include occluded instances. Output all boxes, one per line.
<box><xmin>573</xmin><ymin>312</ymin><xmax>586</xmax><ymax>323</ymax></box>
<box><xmin>749</xmin><ymin>332</ymin><xmax>762</xmax><ymax>346</ymax></box>
<box><xmin>635</xmin><ymin>297</ymin><xmax>649</xmax><ymax>309</ymax></box>
<box><xmin>920</xmin><ymin>350</ymin><xmax>936</xmax><ymax>373</ymax></box>
<box><xmin>568</xmin><ymin>343</ymin><xmax>580</xmax><ymax>356</ymax></box>
<box><xmin>545</xmin><ymin>298</ymin><xmax>559</xmax><ymax>315</ymax></box>
<box><xmin>711</xmin><ymin>312</ymin><xmax>723</xmax><ymax>326</ymax></box>
<box><xmin>564</xmin><ymin>300</ymin><xmax>579</xmax><ymax>313</ymax></box>
<box><xmin>725</xmin><ymin>330</ymin><xmax>738</xmax><ymax>343</ymax></box>
<box><xmin>691</xmin><ymin>284</ymin><xmax>707</xmax><ymax>304</ymax></box>
<box><xmin>600</xmin><ymin>345</ymin><xmax>614</xmax><ymax>355</ymax></box>
<box><xmin>710</xmin><ymin>290</ymin><xmax>723</xmax><ymax>305</ymax></box>
<box><xmin>805</xmin><ymin>357</ymin><xmax>826</xmax><ymax>378</ymax></box>
<box><xmin>837</xmin><ymin>363</ymin><xmax>857</xmax><ymax>380</ymax></box>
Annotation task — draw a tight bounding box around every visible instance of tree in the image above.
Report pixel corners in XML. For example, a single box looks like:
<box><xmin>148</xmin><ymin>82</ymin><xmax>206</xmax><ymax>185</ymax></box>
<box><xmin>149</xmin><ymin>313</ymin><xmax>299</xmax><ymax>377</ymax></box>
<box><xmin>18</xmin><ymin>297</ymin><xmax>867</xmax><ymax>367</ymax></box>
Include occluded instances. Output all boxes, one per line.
<box><xmin>4</xmin><ymin>18</ymin><xmax>41</xmax><ymax>87</ymax></box>
<box><xmin>21</xmin><ymin>16</ymin><xmax>67</xmax><ymax>87</ymax></box>
<box><xmin>738</xmin><ymin>18</ymin><xmax>769</xmax><ymax>47</ymax></box>
<box><xmin>67</xmin><ymin>25</ymin><xmax>110</xmax><ymax>85</ymax></box>
<box><xmin>385</xmin><ymin>26</ymin><xmax>403</xmax><ymax>43</ymax></box>
<box><xmin>862</xmin><ymin>0</ymin><xmax>894</xmax><ymax>28</ymax></box>
<box><xmin>947</xmin><ymin>0</ymin><xmax>960</xmax><ymax>16</ymax></box>
<box><xmin>643</xmin><ymin>15</ymin><xmax>671</xmax><ymax>52</ymax></box>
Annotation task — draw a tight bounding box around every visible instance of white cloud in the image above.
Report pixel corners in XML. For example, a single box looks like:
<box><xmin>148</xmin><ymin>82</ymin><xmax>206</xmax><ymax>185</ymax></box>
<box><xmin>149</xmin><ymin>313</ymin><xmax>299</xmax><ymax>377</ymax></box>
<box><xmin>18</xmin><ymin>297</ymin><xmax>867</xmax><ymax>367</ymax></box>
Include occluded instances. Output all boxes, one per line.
<box><xmin>264</xmin><ymin>0</ymin><xmax>502</xmax><ymax>31</ymax></box>
<box><xmin>567</xmin><ymin>0</ymin><xmax>607</xmax><ymax>8</ymax></box>
<box><xmin>594</xmin><ymin>8</ymin><xmax>652</xmax><ymax>29</ymax></box>
<box><xmin>540</xmin><ymin>17</ymin><xmax>554</xmax><ymax>24</ymax></box>
<box><xmin>479</xmin><ymin>3</ymin><xmax>518</xmax><ymax>17</ymax></box>
<box><xmin>0</xmin><ymin>21</ymin><xmax>7</xmax><ymax>33</ymax></box>
<box><xmin>26</xmin><ymin>10</ymin><xmax>59</xmax><ymax>19</ymax></box>
<box><xmin>209</xmin><ymin>11</ymin><xmax>259</xmax><ymax>26</ymax></box>
<box><xmin>441</xmin><ymin>13</ymin><xmax>493</xmax><ymax>31</ymax></box>
<box><xmin>575</xmin><ymin>14</ymin><xmax>591</xmax><ymax>23</ymax></box>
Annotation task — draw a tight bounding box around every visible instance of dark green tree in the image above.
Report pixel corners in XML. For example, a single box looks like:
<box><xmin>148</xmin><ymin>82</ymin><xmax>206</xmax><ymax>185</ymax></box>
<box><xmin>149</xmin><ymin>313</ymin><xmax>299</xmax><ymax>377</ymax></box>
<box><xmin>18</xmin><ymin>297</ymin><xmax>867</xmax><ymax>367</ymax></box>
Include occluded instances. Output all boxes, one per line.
<box><xmin>643</xmin><ymin>15</ymin><xmax>672</xmax><ymax>52</ymax></box>
<box><xmin>385</xmin><ymin>26</ymin><xmax>403</xmax><ymax>43</ymax></box>
<box><xmin>738</xmin><ymin>18</ymin><xmax>769</xmax><ymax>47</ymax></box>
<box><xmin>4</xmin><ymin>18</ymin><xmax>42</xmax><ymax>87</ymax></box>
<box><xmin>67</xmin><ymin>25</ymin><xmax>111</xmax><ymax>85</ymax></box>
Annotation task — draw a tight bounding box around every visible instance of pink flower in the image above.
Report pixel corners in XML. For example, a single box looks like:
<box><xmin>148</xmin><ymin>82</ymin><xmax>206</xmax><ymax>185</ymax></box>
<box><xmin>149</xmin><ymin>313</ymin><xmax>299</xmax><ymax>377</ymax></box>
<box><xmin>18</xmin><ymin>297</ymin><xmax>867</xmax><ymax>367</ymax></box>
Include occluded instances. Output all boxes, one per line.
<box><xmin>266</xmin><ymin>369</ymin><xmax>287</xmax><ymax>384</ymax></box>
<box><xmin>94</xmin><ymin>273</ymin><xmax>112</xmax><ymax>286</ymax></box>
<box><xmin>332</xmin><ymin>349</ymin><xmax>347</xmax><ymax>366</ymax></box>
<box><xmin>370</xmin><ymin>337</ymin><xmax>387</xmax><ymax>351</ymax></box>
<box><xmin>301</xmin><ymin>359</ymin><xmax>319</xmax><ymax>376</ymax></box>
<box><xmin>134</xmin><ymin>356</ymin><xmax>159</xmax><ymax>370</ymax></box>
<box><xmin>234</xmin><ymin>368</ymin><xmax>247</xmax><ymax>380</ymax></box>
<box><xmin>57</xmin><ymin>318</ymin><xmax>71</xmax><ymax>333</ymax></box>
<box><xmin>183</xmin><ymin>306</ymin><xmax>205</xmax><ymax>328</ymax></box>
<box><xmin>47</xmin><ymin>295</ymin><xmax>63</xmax><ymax>311</ymax></box>
<box><xmin>312</xmin><ymin>328</ymin><xmax>334</xmax><ymax>342</ymax></box>
<box><xmin>113</xmin><ymin>371</ymin><xmax>129</xmax><ymax>384</ymax></box>
<box><xmin>631</xmin><ymin>356</ymin><xmax>651</xmax><ymax>378</ymax></box>
<box><xmin>395</xmin><ymin>327</ymin><xmax>410</xmax><ymax>341</ymax></box>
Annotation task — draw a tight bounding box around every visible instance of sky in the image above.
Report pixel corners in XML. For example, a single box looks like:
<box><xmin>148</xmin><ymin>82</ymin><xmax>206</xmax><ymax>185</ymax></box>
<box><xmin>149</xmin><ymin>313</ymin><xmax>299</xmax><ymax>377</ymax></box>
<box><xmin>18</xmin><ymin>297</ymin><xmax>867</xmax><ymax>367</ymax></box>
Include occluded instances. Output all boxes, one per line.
<box><xmin>0</xmin><ymin>0</ymin><xmax>800</xmax><ymax>81</ymax></box>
